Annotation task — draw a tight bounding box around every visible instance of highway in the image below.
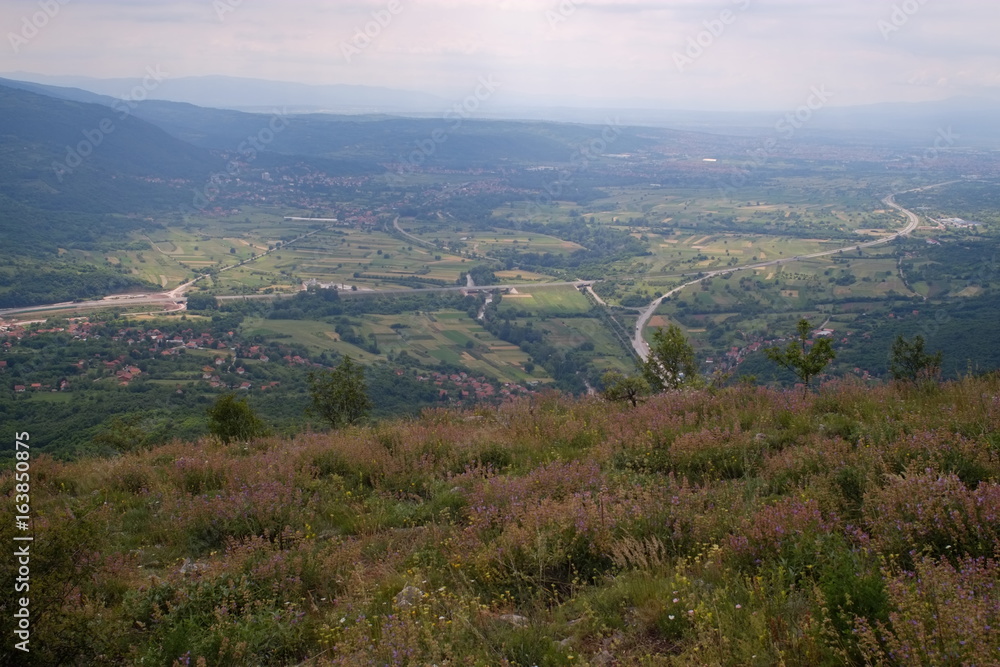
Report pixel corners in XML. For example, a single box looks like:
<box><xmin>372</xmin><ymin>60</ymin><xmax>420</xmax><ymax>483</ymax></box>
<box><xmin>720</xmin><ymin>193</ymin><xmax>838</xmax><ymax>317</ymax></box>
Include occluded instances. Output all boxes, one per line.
<box><xmin>0</xmin><ymin>293</ymin><xmax>184</xmax><ymax>319</ymax></box>
<box><xmin>0</xmin><ymin>184</ymin><xmax>950</xmax><ymax>329</ymax></box>
<box><xmin>392</xmin><ymin>216</ymin><xmax>436</xmax><ymax>250</ymax></box>
<box><xmin>216</xmin><ymin>281</ymin><xmax>595</xmax><ymax>302</ymax></box>
<box><xmin>630</xmin><ymin>184</ymin><xmax>945</xmax><ymax>360</ymax></box>
<box><xmin>0</xmin><ymin>225</ymin><xmax>332</xmax><ymax>320</ymax></box>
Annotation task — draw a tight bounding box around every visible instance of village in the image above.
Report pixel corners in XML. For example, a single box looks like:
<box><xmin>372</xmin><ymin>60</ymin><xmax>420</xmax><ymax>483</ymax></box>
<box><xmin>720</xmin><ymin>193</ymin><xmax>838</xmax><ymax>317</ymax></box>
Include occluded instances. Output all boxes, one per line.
<box><xmin>1</xmin><ymin>315</ymin><xmax>536</xmax><ymax>404</ymax></box>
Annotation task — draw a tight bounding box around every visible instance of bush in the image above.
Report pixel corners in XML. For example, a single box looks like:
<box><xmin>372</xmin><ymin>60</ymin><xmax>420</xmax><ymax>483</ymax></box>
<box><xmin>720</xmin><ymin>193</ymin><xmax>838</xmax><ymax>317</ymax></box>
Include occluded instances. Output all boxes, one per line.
<box><xmin>206</xmin><ymin>393</ymin><xmax>268</xmax><ymax>444</ymax></box>
<box><xmin>864</xmin><ymin>469</ymin><xmax>1000</xmax><ymax>563</ymax></box>
<box><xmin>855</xmin><ymin>556</ymin><xmax>1000</xmax><ymax>666</ymax></box>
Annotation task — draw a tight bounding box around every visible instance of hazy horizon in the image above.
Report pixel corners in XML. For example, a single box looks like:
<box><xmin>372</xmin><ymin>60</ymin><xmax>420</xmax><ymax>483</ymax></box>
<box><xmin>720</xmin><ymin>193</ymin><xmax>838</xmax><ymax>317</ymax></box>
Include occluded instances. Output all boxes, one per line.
<box><xmin>2</xmin><ymin>0</ymin><xmax>998</xmax><ymax>114</ymax></box>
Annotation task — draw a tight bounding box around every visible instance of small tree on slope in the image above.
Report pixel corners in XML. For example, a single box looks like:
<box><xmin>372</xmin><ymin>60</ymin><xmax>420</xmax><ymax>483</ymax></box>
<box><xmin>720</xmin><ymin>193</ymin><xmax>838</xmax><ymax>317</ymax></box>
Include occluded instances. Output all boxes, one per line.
<box><xmin>764</xmin><ymin>318</ymin><xmax>836</xmax><ymax>393</ymax></box>
<box><xmin>207</xmin><ymin>393</ymin><xmax>268</xmax><ymax>444</ymax></box>
<box><xmin>889</xmin><ymin>334</ymin><xmax>943</xmax><ymax>382</ymax></box>
<box><xmin>642</xmin><ymin>325</ymin><xmax>700</xmax><ymax>392</ymax></box>
<box><xmin>602</xmin><ymin>370</ymin><xmax>651</xmax><ymax>407</ymax></box>
<box><xmin>308</xmin><ymin>355</ymin><xmax>373</xmax><ymax>429</ymax></box>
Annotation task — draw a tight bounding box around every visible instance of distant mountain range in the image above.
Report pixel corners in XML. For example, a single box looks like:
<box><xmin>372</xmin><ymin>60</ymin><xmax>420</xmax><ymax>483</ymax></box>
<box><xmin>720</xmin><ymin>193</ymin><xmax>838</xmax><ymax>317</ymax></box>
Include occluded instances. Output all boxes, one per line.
<box><xmin>0</xmin><ymin>72</ymin><xmax>449</xmax><ymax>114</ymax></box>
<box><xmin>0</xmin><ymin>77</ymin><xmax>663</xmax><ymax>169</ymax></box>
<box><xmin>5</xmin><ymin>72</ymin><xmax>1000</xmax><ymax>147</ymax></box>
<box><xmin>2</xmin><ymin>73</ymin><xmax>996</xmax><ymax>223</ymax></box>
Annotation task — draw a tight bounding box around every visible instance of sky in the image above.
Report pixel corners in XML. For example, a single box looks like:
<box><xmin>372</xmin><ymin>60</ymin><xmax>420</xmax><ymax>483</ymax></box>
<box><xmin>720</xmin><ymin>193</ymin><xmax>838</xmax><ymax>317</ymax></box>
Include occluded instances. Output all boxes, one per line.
<box><xmin>1</xmin><ymin>0</ymin><xmax>998</xmax><ymax>111</ymax></box>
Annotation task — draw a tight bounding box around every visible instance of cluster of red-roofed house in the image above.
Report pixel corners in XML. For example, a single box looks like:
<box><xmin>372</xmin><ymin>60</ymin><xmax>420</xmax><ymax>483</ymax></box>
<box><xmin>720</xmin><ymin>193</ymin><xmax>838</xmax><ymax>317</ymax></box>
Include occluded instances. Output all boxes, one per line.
<box><xmin>415</xmin><ymin>371</ymin><xmax>535</xmax><ymax>402</ymax></box>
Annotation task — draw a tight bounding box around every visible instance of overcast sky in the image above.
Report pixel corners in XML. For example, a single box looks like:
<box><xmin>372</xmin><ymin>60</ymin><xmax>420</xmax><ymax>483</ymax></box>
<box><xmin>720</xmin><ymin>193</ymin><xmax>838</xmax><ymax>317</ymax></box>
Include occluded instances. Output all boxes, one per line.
<box><xmin>2</xmin><ymin>0</ymin><xmax>998</xmax><ymax>111</ymax></box>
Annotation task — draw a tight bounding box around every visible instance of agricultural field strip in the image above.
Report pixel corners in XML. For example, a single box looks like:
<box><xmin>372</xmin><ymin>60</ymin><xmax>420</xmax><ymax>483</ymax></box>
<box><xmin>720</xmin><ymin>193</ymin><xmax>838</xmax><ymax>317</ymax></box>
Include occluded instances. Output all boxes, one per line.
<box><xmin>630</xmin><ymin>185</ymin><xmax>949</xmax><ymax>360</ymax></box>
<box><xmin>0</xmin><ymin>181</ymin><xmax>959</xmax><ymax>325</ymax></box>
<box><xmin>215</xmin><ymin>281</ymin><xmax>596</xmax><ymax>302</ymax></box>
<box><xmin>0</xmin><ymin>225</ymin><xmax>336</xmax><ymax>318</ymax></box>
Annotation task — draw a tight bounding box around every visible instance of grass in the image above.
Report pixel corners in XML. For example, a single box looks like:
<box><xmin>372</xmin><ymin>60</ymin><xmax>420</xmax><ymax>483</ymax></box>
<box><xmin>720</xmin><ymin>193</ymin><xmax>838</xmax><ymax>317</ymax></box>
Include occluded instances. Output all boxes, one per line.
<box><xmin>497</xmin><ymin>286</ymin><xmax>593</xmax><ymax>315</ymax></box>
<box><xmin>243</xmin><ymin>313</ymin><xmax>539</xmax><ymax>383</ymax></box>
<box><xmin>10</xmin><ymin>374</ymin><xmax>1000</xmax><ymax>665</ymax></box>
<box><xmin>495</xmin><ymin>269</ymin><xmax>561</xmax><ymax>283</ymax></box>
<box><xmin>210</xmin><ymin>226</ymin><xmax>472</xmax><ymax>295</ymax></box>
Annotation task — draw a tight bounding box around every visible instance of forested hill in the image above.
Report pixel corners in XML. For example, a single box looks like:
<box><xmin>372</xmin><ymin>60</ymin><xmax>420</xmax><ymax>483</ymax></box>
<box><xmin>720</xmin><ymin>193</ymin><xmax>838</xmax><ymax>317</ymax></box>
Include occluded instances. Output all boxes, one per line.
<box><xmin>0</xmin><ymin>77</ymin><xmax>664</xmax><ymax>169</ymax></box>
<box><xmin>0</xmin><ymin>83</ymin><xmax>219</xmax><ymax>215</ymax></box>
<box><xmin>0</xmin><ymin>84</ymin><xmax>223</xmax><ymax>306</ymax></box>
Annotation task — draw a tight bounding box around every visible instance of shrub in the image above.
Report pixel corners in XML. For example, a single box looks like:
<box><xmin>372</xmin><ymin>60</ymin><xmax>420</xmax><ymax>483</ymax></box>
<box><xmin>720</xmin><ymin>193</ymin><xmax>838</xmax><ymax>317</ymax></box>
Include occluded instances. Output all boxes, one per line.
<box><xmin>855</xmin><ymin>556</ymin><xmax>1000</xmax><ymax>666</ymax></box>
<box><xmin>726</xmin><ymin>498</ymin><xmax>840</xmax><ymax>573</ymax></box>
<box><xmin>864</xmin><ymin>469</ymin><xmax>1000</xmax><ymax>563</ymax></box>
<box><xmin>6</xmin><ymin>376</ymin><xmax>1000</xmax><ymax>665</ymax></box>
<box><xmin>206</xmin><ymin>393</ymin><xmax>268</xmax><ymax>444</ymax></box>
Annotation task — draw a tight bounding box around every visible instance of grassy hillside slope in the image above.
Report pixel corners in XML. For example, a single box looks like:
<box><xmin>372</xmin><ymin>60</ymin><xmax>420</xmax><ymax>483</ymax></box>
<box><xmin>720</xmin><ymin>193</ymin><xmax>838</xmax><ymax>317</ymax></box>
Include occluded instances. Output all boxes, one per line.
<box><xmin>3</xmin><ymin>377</ymin><xmax>1000</xmax><ymax>665</ymax></box>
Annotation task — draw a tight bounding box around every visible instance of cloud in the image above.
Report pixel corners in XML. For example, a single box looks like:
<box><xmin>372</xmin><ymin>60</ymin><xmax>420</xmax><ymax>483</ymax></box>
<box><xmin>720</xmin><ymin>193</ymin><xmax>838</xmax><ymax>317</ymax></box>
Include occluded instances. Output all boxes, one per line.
<box><xmin>0</xmin><ymin>0</ymin><xmax>996</xmax><ymax>110</ymax></box>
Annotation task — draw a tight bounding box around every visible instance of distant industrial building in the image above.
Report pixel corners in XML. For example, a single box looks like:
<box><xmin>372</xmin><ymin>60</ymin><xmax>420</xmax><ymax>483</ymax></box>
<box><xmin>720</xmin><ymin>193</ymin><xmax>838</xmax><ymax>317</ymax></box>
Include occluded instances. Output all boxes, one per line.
<box><xmin>937</xmin><ymin>217</ymin><xmax>982</xmax><ymax>228</ymax></box>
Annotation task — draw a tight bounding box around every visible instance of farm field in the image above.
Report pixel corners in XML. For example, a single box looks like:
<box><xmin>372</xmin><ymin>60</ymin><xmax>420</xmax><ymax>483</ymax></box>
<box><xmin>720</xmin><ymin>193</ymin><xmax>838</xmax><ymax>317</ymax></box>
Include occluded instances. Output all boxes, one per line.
<box><xmin>395</xmin><ymin>218</ymin><xmax>587</xmax><ymax>259</ymax></box>
<box><xmin>512</xmin><ymin>181</ymin><xmax>901</xmax><ymax>238</ymax></box>
<box><xmin>243</xmin><ymin>313</ymin><xmax>540</xmax><ymax>384</ymax></box>
<box><xmin>632</xmin><ymin>232</ymin><xmax>840</xmax><ymax>283</ymax></box>
<box><xmin>98</xmin><ymin>208</ymin><xmax>479</xmax><ymax>296</ymax></box>
<box><xmin>242</xmin><ymin>317</ymin><xmax>367</xmax><ymax>357</ymax></box>
<box><xmin>201</xmin><ymin>226</ymin><xmax>472</xmax><ymax>295</ymax></box>
<box><xmin>365</xmin><ymin>311</ymin><xmax>539</xmax><ymax>382</ymax></box>
<box><xmin>81</xmin><ymin>245</ymin><xmax>195</xmax><ymax>289</ymax></box>
<box><xmin>493</xmin><ymin>269</ymin><xmax>560</xmax><ymax>283</ymax></box>
<box><xmin>495</xmin><ymin>285</ymin><xmax>593</xmax><ymax>316</ymax></box>
<box><xmin>11</xmin><ymin>158</ymin><xmax>998</xmax><ymax>405</ymax></box>
<box><xmin>537</xmin><ymin>316</ymin><xmax>635</xmax><ymax>375</ymax></box>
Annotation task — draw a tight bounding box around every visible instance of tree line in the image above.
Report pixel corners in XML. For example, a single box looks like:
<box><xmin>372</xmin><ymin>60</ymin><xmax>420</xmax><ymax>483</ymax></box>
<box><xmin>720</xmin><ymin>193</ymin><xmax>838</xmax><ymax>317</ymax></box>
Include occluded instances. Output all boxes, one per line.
<box><xmin>603</xmin><ymin>318</ymin><xmax>943</xmax><ymax>407</ymax></box>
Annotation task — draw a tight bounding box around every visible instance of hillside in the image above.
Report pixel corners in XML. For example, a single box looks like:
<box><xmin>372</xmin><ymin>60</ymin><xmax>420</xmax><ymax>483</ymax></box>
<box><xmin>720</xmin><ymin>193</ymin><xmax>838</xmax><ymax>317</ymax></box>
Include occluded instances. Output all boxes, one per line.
<box><xmin>0</xmin><ymin>78</ymin><xmax>658</xmax><ymax>168</ymax></box>
<box><xmin>0</xmin><ymin>73</ymin><xmax>450</xmax><ymax>114</ymax></box>
<box><xmin>0</xmin><ymin>84</ymin><xmax>225</xmax><ymax>307</ymax></box>
<box><xmin>126</xmin><ymin>102</ymin><xmax>660</xmax><ymax>168</ymax></box>
<box><xmin>0</xmin><ymin>84</ymin><xmax>218</xmax><ymax>213</ymax></box>
<box><xmin>9</xmin><ymin>74</ymin><xmax>1000</xmax><ymax>148</ymax></box>
<box><xmin>4</xmin><ymin>377</ymin><xmax>999</xmax><ymax>665</ymax></box>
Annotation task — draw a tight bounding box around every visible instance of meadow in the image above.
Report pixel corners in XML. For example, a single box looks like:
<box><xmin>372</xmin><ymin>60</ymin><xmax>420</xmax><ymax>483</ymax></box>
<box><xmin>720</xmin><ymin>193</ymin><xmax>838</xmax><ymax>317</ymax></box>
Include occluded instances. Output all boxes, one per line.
<box><xmin>124</xmin><ymin>209</ymin><xmax>314</xmax><ymax>290</ymax></box>
<box><xmin>7</xmin><ymin>375</ymin><xmax>1000</xmax><ymax>665</ymax></box>
<box><xmin>94</xmin><ymin>208</ymin><xmax>480</xmax><ymax>297</ymax></box>
<box><xmin>244</xmin><ymin>312</ymin><xmax>538</xmax><ymax>384</ymax></box>
<box><xmin>495</xmin><ymin>286</ymin><xmax>593</xmax><ymax>316</ymax></box>
<box><xmin>203</xmin><ymin>226</ymin><xmax>472</xmax><ymax>295</ymax></box>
